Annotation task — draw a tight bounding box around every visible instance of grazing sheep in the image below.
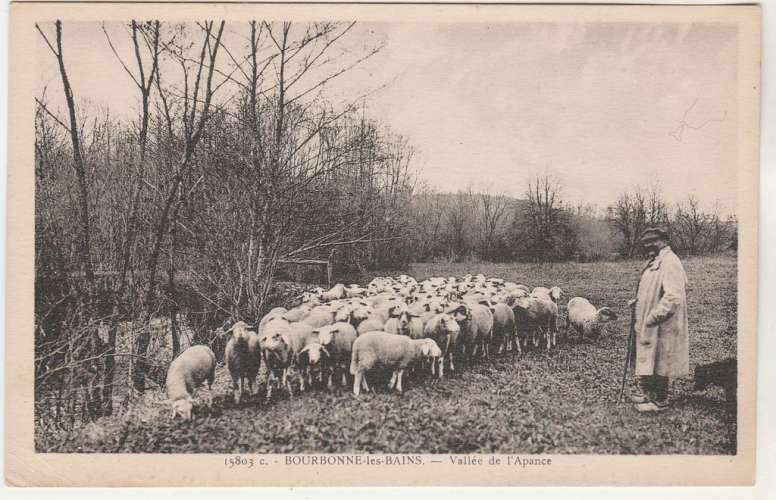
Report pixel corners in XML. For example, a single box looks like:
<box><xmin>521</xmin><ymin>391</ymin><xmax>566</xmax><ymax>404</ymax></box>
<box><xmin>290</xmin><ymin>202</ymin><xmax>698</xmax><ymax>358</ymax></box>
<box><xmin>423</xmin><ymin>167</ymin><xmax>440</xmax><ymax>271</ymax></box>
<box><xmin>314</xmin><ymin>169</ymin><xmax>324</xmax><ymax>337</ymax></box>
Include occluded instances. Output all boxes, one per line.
<box><xmin>513</xmin><ymin>296</ymin><xmax>559</xmax><ymax>351</ymax></box>
<box><xmin>165</xmin><ymin>345</ymin><xmax>216</xmax><ymax>420</ymax></box>
<box><xmin>422</xmin><ymin>313</ymin><xmax>461</xmax><ymax>378</ymax></box>
<box><xmin>225</xmin><ymin>321</ymin><xmax>262</xmax><ymax>404</ymax></box>
<box><xmin>383</xmin><ymin>303</ymin><xmax>424</xmax><ymax>339</ymax></box>
<box><xmin>350</xmin><ymin>332</ymin><xmax>442</xmax><ymax>395</ymax></box>
<box><xmin>565</xmin><ymin>297</ymin><xmax>618</xmax><ymax>340</ymax></box>
<box><xmin>315</xmin><ymin>322</ymin><xmax>359</xmax><ymax>388</ymax></box>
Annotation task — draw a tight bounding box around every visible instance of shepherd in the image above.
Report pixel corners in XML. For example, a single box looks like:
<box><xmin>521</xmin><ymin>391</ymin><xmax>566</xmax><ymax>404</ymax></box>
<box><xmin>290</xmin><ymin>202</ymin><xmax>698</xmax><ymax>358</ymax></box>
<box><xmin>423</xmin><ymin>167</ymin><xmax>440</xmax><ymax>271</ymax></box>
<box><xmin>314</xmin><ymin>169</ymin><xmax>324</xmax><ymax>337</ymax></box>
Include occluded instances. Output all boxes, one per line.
<box><xmin>628</xmin><ymin>226</ymin><xmax>689</xmax><ymax>413</ymax></box>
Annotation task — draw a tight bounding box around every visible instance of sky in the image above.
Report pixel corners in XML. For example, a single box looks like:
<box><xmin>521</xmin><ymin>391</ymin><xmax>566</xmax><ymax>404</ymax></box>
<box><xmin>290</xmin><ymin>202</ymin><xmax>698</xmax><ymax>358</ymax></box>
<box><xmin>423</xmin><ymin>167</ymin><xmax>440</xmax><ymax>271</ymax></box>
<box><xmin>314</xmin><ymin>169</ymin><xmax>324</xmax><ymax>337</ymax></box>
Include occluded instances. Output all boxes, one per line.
<box><xmin>36</xmin><ymin>21</ymin><xmax>739</xmax><ymax>214</ymax></box>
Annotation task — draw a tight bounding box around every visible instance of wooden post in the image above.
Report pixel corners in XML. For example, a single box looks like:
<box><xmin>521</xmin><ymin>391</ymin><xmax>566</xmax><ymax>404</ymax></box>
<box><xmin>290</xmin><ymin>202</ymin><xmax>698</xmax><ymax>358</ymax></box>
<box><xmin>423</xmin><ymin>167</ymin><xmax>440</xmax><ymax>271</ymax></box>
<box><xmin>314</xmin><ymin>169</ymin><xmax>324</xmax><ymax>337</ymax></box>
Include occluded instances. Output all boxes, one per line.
<box><xmin>326</xmin><ymin>261</ymin><xmax>333</xmax><ymax>289</ymax></box>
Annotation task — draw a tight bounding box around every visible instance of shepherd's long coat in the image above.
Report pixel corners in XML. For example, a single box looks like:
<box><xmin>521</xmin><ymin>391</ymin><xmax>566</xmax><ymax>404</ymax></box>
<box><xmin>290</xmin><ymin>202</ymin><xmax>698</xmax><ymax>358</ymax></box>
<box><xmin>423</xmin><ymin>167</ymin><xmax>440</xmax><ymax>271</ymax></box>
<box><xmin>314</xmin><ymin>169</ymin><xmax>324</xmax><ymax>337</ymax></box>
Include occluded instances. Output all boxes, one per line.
<box><xmin>634</xmin><ymin>246</ymin><xmax>689</xmax><ymax>377</ymax></box>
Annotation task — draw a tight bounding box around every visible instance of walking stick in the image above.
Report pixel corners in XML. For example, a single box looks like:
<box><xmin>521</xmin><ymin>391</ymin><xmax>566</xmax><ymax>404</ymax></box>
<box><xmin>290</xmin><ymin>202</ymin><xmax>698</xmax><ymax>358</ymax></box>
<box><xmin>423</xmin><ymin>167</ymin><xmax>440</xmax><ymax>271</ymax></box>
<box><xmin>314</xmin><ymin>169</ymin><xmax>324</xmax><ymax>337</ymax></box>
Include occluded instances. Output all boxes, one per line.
<box><xmin>618</xmin><ymin>300</ymin><xmax>637</xmax><ymax>402</ymax></box>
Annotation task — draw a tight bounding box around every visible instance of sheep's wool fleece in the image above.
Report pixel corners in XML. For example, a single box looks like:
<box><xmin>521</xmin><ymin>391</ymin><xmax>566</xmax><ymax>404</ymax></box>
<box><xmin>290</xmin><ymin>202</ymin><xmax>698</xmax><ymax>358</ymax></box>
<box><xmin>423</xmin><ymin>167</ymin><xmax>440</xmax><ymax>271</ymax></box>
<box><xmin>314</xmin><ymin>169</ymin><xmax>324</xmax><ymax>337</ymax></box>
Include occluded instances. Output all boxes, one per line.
<box><xmin>634</xmin><ymin>246</ymin><xmax>689</xmax><ymax>377</ymax></box>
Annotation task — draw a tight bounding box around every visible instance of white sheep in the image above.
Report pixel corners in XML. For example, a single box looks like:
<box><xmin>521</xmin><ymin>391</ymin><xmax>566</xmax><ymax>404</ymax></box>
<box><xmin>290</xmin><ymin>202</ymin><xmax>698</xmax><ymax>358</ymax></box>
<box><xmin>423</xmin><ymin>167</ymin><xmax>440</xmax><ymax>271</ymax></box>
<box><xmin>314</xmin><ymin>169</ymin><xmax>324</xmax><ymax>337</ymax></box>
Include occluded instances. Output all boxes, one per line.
<box><xmin>320</xmin><ymin>283</ymin><xmax>347</xmax><ymax>302</ymax></box>
<box><xmin>383</xmin><ymin>303</ymin><xmax>424</xmax><ymax>339</ymax></box>
<box><xmin>165</xmin><ymin>345</ymin><xmax>216</xmax><ymax>420</ymax></box>
<box><xmin>225</xmin><ymin>321</ymin><xmax>262</xmax><ymax>404</ymax></box>
<box><xmin>301</xmin><ymin>305</ymin><xmax>337</xmax><ymax>327</ymax></box>
<box><xmin>259</xmin><ymin>319</ymin><xmax>315</xmax><ymax>399</ymax></box>
<box><xmin>283</xmin><ymin>304</ymin><xmax>313</xmax><ymax>323</ymax></box>
<box><xmin>565</xmin><ymin>297</ymin><xmax>618</xmax><ymax>340</ymax></box>
<box><xmin>513</xmin><ymin>295</ymin><xmax>559</xmax><ymax>351</ymax></box>
<box><xmin>350</xmin><ymin>332</ymin><xmax>442</xmax><ymax>395</ymax></box>
<box><xmin>422</xmin><ymin>313</ymin><xmax>461</xmax><ymax>378</ymax></box>
<box><xmin>531</xmin><ymin>286</ymin><xmax>563</xmax><ymax>303</ymax></box>
<box><xmin>258</xmin><ymin>307</ymin><xmax>287</xmax><ymax>334</ymax></box>
<box><xmin>447</xmin><ymin>302</ymin><xmax>494</xmax><ymax>362</ymax></box>
<box><xmin>314</xmin><ymin>322</ymin><xmax>358</xmax><ymax>388</ymax></box>
<box><xmin>480</xmin><ymin>300</ymin><xmax>520</xmax><ymax>355</ymax></box>
<box><xmin>356</xmin><ymin>316</ymin><xmax>386</xmax><ymax>336</ymax></box>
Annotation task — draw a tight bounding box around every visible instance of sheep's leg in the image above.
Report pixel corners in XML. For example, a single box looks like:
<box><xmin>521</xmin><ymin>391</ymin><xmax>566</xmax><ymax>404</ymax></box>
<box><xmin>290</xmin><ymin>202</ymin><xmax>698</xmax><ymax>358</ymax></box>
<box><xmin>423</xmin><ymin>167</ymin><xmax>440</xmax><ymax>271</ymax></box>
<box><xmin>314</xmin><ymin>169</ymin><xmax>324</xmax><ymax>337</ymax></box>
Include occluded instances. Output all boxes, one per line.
<box><xmin>327</xmin><ymin>369</ymin><xmax>334</xmax><ymax>391</ymax></box>
<box><xmin>449</xmin><ymin>352</ymin><xmax>455</xmax><ymax>373</ymax></box>
<box><xmin>362</xmin><ymin>374</ymin><xmax>371</xmax><ymax>393</ymax></box>
<box><xmin>389</xmin><ymin>371</ymin><xmax>397</xmax><ymax>390</ymax></box>
<box><xmin>353</xmin><ymin>371</ymin><xmax>362</xmax><ymax>396</ymax></box>
<box><xmin>205</xmin><ymin>384</ymin><xmax>214</xmax><ymax>408</ymax></box>
<box><xmin>396</xmin><ymin>370</ymin><xmax>404</xmax><ymax>393</ymax></box>
<box><xmin>266</xmin><ymin>376</ymin><xmax>274</xmax><ymax>402</ymax></box>
<box><xmin>232</xmin><ymin>377</ymin><xmax>241</xmax><ymax>405</ymax></box>
<box><xmin>341</xmin><ymin>365</ymin><xmax>348</xmax><ymax>387</ymax></box>
<box><xmin>286</xmin><ymin>377</ymin><xmax>295</xmax><ymax>398</ymax></box>
<box><xmin>438</xmin><ymin>358</ymin><xmax>444</xmax><ymax>379</ymax></box>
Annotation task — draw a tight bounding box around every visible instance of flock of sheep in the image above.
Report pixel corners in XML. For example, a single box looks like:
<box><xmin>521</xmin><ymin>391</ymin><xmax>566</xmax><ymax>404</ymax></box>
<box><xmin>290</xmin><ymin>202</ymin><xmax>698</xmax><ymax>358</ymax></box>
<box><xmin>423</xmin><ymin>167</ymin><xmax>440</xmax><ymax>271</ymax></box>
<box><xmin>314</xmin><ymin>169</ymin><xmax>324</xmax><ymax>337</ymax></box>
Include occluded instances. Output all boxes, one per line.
<box><xmin>165</xmin><ymin>274</ymin><xmax>619</xmax><ymax>420</ymax></box>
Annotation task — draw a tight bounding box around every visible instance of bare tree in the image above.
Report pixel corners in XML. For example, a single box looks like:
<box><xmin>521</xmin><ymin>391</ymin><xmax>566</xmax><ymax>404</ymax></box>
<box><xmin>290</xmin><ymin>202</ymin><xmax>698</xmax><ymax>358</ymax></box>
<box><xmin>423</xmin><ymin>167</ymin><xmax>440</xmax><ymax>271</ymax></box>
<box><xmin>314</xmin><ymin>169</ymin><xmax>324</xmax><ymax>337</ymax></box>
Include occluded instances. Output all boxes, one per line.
<box><xmin>673</xmin><ymin>195</ymin><xmax>710</xmax><ymax>256</ymax></box>
<box><xmin>476</xmin><ymin>186</ymin><xmax>509</xmax><ymax>261</ymax></box>
<box><xmin>133</xmin><ymin>20</ymin><xmax>226</xmax><ymax>392</ymax></box>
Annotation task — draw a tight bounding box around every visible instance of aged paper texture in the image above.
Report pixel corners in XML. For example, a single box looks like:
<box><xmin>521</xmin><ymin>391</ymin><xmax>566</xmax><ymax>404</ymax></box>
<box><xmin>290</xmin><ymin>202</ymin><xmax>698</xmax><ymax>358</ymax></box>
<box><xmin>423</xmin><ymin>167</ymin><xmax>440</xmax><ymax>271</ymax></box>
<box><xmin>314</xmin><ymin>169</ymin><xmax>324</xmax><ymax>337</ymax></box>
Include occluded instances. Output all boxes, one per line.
<box><xmin>6</xmin><ymin>1</ymin><xmax>760</xmax><ymax>486</ymax></box>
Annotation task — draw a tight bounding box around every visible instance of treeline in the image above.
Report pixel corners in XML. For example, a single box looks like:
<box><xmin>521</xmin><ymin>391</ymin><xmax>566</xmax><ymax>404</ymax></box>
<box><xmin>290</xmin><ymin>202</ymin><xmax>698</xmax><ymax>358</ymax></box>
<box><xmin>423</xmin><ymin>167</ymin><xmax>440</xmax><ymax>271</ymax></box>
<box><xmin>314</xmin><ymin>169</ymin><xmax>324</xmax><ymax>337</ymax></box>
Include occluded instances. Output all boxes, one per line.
<box><xmin>35</xmin><ymin>20</ymin><xmax>414</xmax><ymax>430</ymax></box>
<box><xmin>408</xmin><ymin>178</ymin><xmax>737</xmax><ymax>263</ymax></box>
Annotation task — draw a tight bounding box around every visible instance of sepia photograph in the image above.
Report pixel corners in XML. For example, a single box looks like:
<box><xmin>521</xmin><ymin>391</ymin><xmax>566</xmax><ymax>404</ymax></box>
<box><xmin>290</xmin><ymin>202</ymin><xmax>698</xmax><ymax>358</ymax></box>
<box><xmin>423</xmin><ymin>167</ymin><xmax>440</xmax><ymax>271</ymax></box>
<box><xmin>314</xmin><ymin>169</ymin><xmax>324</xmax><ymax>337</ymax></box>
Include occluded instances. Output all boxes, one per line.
<box><xmin>6</xmin><ymin>1</ymin><xmax>760</xmax><ymax>487</ymax></box>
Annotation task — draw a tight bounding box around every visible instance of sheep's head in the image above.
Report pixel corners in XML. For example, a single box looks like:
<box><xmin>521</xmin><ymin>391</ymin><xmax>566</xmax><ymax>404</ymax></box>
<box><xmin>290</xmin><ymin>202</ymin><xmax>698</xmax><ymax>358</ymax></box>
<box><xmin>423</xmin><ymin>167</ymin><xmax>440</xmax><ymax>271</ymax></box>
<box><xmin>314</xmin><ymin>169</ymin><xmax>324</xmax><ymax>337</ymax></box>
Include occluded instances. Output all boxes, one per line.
<box><xmin>171</xmin><ymin>398</ymin><xmax>194</xmax><ymax>421</ymax></box>
<box><xmin>260</xmin><ymin>332</ymin><xmax>288</xmax><ymax>354</ymax></box>
<box><xmin>299</xmin><ymin>342</ymin><xmax>329</xmax><ymax>366</ymax></box>
<box><xmin>478</xmin><ymin>298</ymin><xmax>497</xmax><ymax>314</ymax></box>
<box><xmin>445</xmin><ymin>303</ymin><xmax>471</xmax><ymax>325</ymax></box>
<box><xmin>549</xmin><ymin>286</ymin><xmax>563</xmax><ymax>302</ymax></box>
<box><xmin>439</xmin><ymin>314</ymin><xmax>461</xmax><ymax>335</ymax></box>
<box><xmin>334</xmin><ymin>305</ymin><xmax>352</xmax><ymax>323</ymax></box>
<box><xmin>419</xmin><ymin>339</ymin><xmax>442</xmax><ymax>359</ymax></box>
<box><xmin>228</xmin><ymin>321</ymin><xmax>254</xmax><ymax>344</ymax></box>
<box><xmin>597</xmin><ymin>307</ymin><xmax>618</xmax><ymax>322</ymax></box>
<box><xmin>316</xmin><ymin>325</ymin><xmax>338</xmax><ymax>346</ymax></box>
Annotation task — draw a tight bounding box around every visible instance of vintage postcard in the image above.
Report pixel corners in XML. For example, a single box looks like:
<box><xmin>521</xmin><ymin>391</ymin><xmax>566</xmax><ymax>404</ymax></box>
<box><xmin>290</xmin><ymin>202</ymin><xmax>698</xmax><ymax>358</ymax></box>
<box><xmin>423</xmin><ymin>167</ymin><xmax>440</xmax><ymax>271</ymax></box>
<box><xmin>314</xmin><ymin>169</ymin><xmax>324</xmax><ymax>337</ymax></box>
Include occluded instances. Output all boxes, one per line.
<box><xmin>6</xmin><ymin>1</ymin><xmax>760</xmax><ymax>487</ymax></box>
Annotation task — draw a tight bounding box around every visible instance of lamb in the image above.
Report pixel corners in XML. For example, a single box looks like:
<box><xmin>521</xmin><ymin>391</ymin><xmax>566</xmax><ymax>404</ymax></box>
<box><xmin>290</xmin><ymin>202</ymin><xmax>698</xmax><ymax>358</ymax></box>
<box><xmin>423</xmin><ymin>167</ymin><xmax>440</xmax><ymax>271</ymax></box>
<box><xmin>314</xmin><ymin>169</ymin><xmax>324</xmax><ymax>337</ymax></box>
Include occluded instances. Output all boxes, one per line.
<box><xmin>422</xmin><ymin>313</ymin><xmax>461</xmax><ymax>378</ymax></box>
<box><xmin>565</xmin><ymin>297</ymin><xmax>618</xmax><ymax>341</ymax></box>
<box><xmin>383</xmin><ymin>303</ymin><xmax>424</xmax><ymax>339</ymax></box>
<box><xmin>165</xmin><ymin>345</ymin><xmax>216</xmax><ymax>420</ymax></box>
<box><xmin>315</xmin><ymin>322</ymin><xmax>359</xmax><ymax>388</ymax></box>
<box><xmin>225</xmin><ymin>321</ymin><xmax>262</xmax><ymax>404</ymax></box>
<box><xmin>350</xmin><ymin>332</ymin><xmax>442</xmax><ymax>395</ymax></box>
<box><xmin>513</xmin><ymin>295</ymin><xmax>559</xmax><ymax>351</ymax></box>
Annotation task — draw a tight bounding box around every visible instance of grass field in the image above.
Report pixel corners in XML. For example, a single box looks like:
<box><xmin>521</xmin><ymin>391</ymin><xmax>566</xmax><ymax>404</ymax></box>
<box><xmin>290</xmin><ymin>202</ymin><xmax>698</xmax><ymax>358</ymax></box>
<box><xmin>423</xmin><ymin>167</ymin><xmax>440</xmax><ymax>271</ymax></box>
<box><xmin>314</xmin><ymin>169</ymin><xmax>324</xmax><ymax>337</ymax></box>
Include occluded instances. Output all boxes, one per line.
<box><xmin>51</xmin><ymin>256</ymin><xmax>738</xmax><ymax>455</ymax></box>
